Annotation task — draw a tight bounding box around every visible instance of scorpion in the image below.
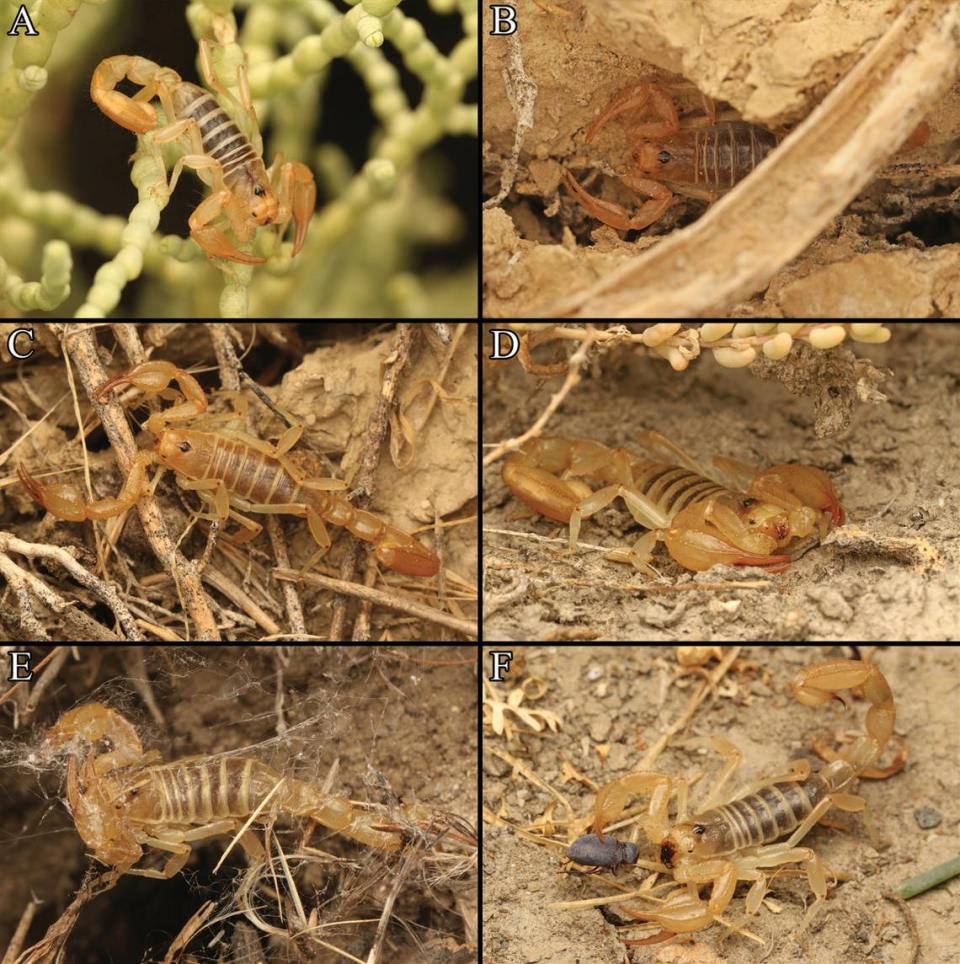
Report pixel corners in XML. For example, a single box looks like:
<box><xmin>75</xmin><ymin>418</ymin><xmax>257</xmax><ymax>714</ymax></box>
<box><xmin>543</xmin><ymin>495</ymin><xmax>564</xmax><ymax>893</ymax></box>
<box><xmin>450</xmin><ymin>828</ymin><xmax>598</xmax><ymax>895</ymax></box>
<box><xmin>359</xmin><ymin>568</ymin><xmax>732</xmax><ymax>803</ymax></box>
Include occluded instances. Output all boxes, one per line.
<box><xmin>90</xmin><ymin>27</ymin><xmax>315</xmax><ymax>264</ymax></box>
<box><xmin>41</xmin><ymin>703</ymin><xmax>407</xmax><ymax>877</ymax></box>
<box><xmin>566</xmin><ymin>658</ymin><xmax>903</xmax><ymax>942</ymax></box>
<box><xmin>501</xmin><ymin>430</ymin><xmax>843</xmax><ymax>575</ymax></box>
<box><xmin>563</xmin><ymin>82</ymin><xmax>782</xmax><ymax>233</ymax></box>
<box><xmin>17</xmin><ymin>359</ymin><xmax>440</xmax><ymax>578</ymax></box>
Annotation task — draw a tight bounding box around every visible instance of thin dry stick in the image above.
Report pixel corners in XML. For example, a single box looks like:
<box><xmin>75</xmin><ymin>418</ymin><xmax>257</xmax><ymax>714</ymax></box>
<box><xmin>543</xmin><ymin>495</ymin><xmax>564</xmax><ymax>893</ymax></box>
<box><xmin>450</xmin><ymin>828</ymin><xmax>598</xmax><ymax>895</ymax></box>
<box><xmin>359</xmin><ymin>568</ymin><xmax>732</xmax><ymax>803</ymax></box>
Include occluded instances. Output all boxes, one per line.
<box><xmin>266</xmin><ymin>515</ymin><xmax>308</xmax><ymax>638</ymax></box>
<box><xmin>1</xmin><ymin>897</ymin><xmax>41</xmax><ymax>964</ymax></box>
<box><xmin>0</xmin><ymin>549</ymin><xmax>122</xmax><ymax>641</ymax></box>
<box><xmin>208</xmin><ymin>322</ymin><xmax>242</xmax><ymax>392</ymax></box>
<box><xmin>0</xmin><ymin>533</ymin><xmax>140</xmax><ymax>638</ymax></box>
<box><xmin>0</xmin><ymin>647</ymin><xmax>70</xmax><ymax>707</ymax></box>
<box><xmin>201</xmin><ymin>566</ymin><xmax>282</xmax><ymax>635</ymax></box>
<box><xmin>24</xmin><ymin>646</ymin><xmax>69</xmax><ymax>714</ymax></box>
<box><xmin>485</xmin><ymin>745</ymin><xmax>575</xmax><ymax>822</ymax></box>
<box><xmin>483</xmin><ymin>326</ymin><xmax>597</xmax><ymax>467</ymax></box>
<box><xmin>331</xmin><ymin>324</ymin><xmax>416</xmax><ymax>642</ymax></box>
<box><xmin>639</xmin><ymin>646</ymin><xmax>741</xmax><ymax>771</ymax></box>
<box><xmin>274</xmin><ymin>569</ymin><xmax>475</xmax><ymax>638</ymax></box>
<box><xmin>882</xmin><ymin>892</ymin><xmax>921</xmax><ymax>964</ymax></box>
<box><xmin>366</xmin><ymin>837</ymin><xmax>423</xmax><ymax>964</ymax></box>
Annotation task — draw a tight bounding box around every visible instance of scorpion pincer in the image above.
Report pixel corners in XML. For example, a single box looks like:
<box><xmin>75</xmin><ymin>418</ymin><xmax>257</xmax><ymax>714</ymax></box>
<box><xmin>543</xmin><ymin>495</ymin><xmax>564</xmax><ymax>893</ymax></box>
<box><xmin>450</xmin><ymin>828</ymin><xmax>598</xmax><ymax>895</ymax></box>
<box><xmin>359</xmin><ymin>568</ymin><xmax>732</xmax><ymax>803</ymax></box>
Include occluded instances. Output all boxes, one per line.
<box><xmin>566</xmin><ymin>659</ymin><xmax>901</xmax><ymax>941</ymax></box>
<box><xmin>502</xmin><ymin>430</ymin><xmax>843</xmax><ymax>575</ymax></box>
<box><xmin>16</xmin><ymin>360</ymin><xmax>439</xmax><ymax>578</ymax></box>
<box><xmin>41</xmin><ymin>703</ymin><xmax>404</xmax><ymax>878</ymax></box>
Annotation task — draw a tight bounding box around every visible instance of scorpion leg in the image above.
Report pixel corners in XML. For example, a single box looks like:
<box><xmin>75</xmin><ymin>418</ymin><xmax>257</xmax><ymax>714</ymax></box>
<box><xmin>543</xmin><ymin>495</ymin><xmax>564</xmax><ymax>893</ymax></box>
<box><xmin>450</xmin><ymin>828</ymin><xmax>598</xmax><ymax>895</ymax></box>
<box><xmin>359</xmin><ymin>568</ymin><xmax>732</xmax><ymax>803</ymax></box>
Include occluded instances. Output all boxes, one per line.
<box><xmin>129</xmin><ymin>819</ymin><xmax>246</xmax><ymax>879</ymax></box>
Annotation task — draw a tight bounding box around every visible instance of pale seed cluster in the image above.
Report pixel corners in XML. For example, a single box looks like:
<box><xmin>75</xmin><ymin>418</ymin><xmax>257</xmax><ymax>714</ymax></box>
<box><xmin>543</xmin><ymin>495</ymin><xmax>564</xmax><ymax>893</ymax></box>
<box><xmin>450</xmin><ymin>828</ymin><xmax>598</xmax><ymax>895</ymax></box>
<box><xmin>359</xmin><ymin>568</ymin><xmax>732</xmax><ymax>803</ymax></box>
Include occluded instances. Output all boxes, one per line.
<box><xmin>641</xmin><ymin>323</ymin><xmax>892</xmax><ymax>371</ymax></box>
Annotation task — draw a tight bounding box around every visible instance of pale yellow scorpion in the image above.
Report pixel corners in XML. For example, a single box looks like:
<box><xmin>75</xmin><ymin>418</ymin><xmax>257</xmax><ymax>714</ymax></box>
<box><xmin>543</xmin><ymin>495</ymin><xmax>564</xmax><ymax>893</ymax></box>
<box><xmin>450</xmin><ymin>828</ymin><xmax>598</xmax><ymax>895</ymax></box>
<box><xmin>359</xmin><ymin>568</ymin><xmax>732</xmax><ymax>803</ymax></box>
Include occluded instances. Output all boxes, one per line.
<box><xmin>90</xmin><ymin>30</ymin><xmax>315</xmax><ymax>263</ymax></box>
<box><xmin>502</xmin><ymin>430</ymin><xmax>843</xmax><ymax>575</ymax></box>
<box><xmin>17</xmin><ymin>360</ymin><xmax>440</xmax><ymax>578</ymax></box>
<box><xmin>566</xmin><ymin>659</ymin><xmax>904</xmax><ymax>942</ymax></box>
<box><xmin>41</xmin><ymin>703</ymin><xmax>407</xmax><ymax>877</ymax></box>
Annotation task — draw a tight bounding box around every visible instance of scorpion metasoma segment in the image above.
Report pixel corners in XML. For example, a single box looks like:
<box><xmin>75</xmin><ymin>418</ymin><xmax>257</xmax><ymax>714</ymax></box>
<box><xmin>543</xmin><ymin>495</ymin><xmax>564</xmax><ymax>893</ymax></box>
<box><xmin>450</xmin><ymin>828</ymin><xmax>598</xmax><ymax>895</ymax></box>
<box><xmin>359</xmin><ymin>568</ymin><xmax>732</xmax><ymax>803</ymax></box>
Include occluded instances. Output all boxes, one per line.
<box><xmin>90</xmin><ymin>32</ymin><xmax>315</xmax><ymax>264</ymax></box>
<box><xmin>17</xmin><ymin>359</ymin><xmax>439</xmax><ymax>578</ymax></box>
<box><xmin>502</xmin><ymin>430</ymin><xmax>843</xmax><ymax>576</ymax></box>
<box><xmin>563</xmin><ymin>82</ymin><xmax>782</xmax><ymax>233</ymax></box>
<box><xmin>41</xmin><ymin>703</ymin><xmax>408</xmax><ymax>878</ymax></box>
<box><xmin>566</xmin><ymin>659</ymin><xmax>901</xmax><ymax>942</ymax></box>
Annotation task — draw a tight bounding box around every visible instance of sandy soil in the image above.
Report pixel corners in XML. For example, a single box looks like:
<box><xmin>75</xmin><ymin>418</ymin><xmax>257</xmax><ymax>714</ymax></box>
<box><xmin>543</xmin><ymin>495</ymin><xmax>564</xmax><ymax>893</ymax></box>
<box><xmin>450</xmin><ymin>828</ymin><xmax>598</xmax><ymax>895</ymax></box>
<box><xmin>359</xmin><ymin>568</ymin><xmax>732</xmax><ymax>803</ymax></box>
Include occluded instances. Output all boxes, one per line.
<box><xmin>483</xmin><ymin>322</ymin><xmax>959</xmax><ymax>642</ymax></box>
<box><xmin>482</xmin><ymin>644</ymin><xmax>959</xmax><ymax>964</ymax></box>
<box><xmin>0</xmin><ymin>645</ymin><xmax>477</xmax><ymax>963</ymax></box>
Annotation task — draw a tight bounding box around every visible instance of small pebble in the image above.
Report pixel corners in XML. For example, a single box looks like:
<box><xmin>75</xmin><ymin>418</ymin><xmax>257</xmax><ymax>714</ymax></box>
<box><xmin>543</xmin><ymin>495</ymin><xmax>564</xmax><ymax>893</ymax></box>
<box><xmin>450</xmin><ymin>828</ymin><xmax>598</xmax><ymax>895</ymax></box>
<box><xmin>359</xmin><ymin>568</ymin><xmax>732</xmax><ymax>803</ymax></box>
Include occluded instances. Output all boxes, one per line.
<box><xmin>588</xmin><ymin>716</ymin><xmax>612</xmax><ymax>742</ymax></box>
<box><xmin>913</xmin><ymin>807</ymin><xmax>942</xmax><ymax>829</ymax></box>
<box><xmin>586</xmin><ymin>664</ymin><xmax>604</xmax><ymax>682</ymax></box>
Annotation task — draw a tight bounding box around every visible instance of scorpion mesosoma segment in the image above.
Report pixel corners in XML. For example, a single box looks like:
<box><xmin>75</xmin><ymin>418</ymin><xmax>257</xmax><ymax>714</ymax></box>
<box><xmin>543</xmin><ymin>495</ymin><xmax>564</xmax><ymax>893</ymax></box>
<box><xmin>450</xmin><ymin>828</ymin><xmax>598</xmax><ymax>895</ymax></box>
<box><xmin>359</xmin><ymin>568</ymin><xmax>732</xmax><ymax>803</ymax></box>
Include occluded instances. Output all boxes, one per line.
<box><xmin>501</xmin><ymin>431</ymin><xmax>843</xmax><ymax>576</ymax></box>
<box><xmin>41</xmin><ymin>704</ymin><xmax>402</xmax><ymax>878</ymax></box>
<box><xmin>90</xmin><ymin>40</ymin><xmax>315</xmax><ymax>264</ymax></box>
<box><xmin>566</xmin><ymin>659</ymin><xmax>900</xmax><ymax>942</ymax></box>
<box><xmin>562</xmin><ymin>83</ymin><xmax>782</xmax><ymax>232</ymax></box>
<box><xmin>16</xmin><ymin>360</ymin><xmax>439</xmax><ymax>578</ymax></box>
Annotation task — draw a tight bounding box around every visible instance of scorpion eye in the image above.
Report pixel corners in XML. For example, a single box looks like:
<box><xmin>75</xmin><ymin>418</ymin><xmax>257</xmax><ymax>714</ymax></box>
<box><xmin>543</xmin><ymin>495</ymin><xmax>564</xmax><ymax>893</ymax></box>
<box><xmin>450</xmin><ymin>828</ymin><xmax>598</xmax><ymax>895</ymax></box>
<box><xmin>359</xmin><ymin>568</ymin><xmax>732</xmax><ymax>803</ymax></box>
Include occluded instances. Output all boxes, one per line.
<box><xmin>178</xmin><ymin>441</ymin><xmax>191</xmax><ymax>453</ymax></box>
<box><xmin>693</xmin><ymin>824</ymin><xmax>706</xmax><ymax>836</ymax></box>
<box><xmin>657</xmin><ymin>150</ymin><xmax>672</xmax><ymax>164</ymax></box>
<box><xmin>254</xmin><ymin>186</ymin><xmax>266</xmax><ymax>197</ymax></box>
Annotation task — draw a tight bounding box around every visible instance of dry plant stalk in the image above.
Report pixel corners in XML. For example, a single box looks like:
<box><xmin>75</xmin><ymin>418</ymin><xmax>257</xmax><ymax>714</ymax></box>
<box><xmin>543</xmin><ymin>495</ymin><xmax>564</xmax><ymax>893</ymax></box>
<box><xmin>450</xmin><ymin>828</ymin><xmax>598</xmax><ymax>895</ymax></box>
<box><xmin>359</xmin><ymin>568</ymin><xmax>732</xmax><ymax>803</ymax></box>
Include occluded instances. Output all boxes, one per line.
<box><xmin>545</xmin><ymin>2</ymin><xmax>960</xmax><ymax>317</ymax></box>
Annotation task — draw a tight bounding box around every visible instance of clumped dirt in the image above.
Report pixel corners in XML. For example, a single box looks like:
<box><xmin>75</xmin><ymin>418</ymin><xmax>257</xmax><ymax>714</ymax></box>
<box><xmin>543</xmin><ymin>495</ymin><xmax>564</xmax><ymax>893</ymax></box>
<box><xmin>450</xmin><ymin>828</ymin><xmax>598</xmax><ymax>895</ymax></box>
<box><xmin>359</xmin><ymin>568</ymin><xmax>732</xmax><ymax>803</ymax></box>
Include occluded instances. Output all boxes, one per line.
<box><xmin>0</xmin><ymin>645</ymin><xmax>477</xmax><ymax>963</ymax></box>
<box><xmin>483</xmin><ymin>322</ymin><xmax>959</xmax><ymax>642</ymax></box>
<box><xmin>482</xmin><ymin>645</ymin><xmax>959</xmax><ymax>964</ymax></box>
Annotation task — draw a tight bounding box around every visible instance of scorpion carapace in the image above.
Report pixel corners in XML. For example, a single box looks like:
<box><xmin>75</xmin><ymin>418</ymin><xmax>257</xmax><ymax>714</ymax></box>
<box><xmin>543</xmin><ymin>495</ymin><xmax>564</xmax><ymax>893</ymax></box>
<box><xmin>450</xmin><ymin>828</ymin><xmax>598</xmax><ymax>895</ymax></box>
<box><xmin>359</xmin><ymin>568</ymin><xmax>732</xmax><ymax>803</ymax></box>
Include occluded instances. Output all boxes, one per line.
<box><xmin>566</xmin><ymin>659</ymin><xmax>902</xmax><ymax>942</ymax></box>
<box><xmin>17</xmin><ymin>360</ymin><xmax>440</xmax><ymax>578</ymax></box>
<box><xmin>501</xmin><ymin>431</ymin><xmax>843</xmax><ymax>575</ymax></box>
<box><xmin>41</xmin><ymin>703</ymin><xmax>407</xmax><ymax>878</ymax></box>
